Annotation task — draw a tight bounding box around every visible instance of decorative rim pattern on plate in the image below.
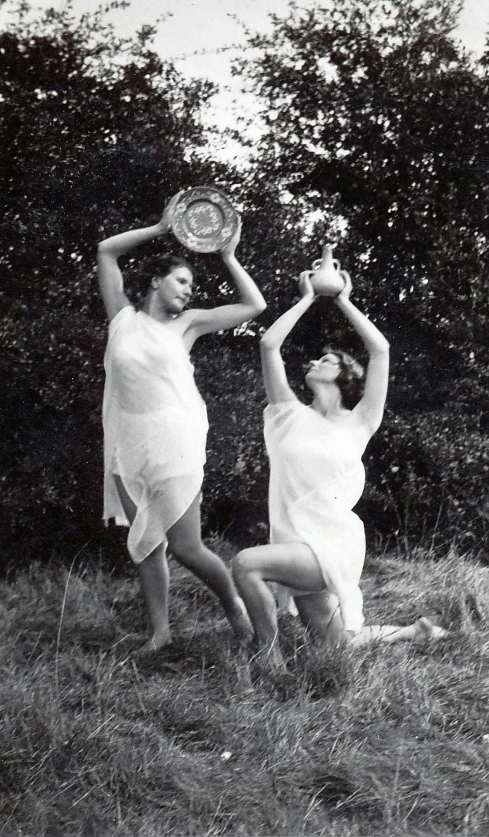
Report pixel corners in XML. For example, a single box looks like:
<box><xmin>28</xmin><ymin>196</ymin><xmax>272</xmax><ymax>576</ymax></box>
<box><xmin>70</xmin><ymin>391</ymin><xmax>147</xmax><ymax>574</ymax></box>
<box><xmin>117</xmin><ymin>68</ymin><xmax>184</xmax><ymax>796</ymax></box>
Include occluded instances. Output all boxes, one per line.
<box><xmin>170</xmin><ymin>187</ymin><xmax>239</xmax><ymax>253</ymax></box>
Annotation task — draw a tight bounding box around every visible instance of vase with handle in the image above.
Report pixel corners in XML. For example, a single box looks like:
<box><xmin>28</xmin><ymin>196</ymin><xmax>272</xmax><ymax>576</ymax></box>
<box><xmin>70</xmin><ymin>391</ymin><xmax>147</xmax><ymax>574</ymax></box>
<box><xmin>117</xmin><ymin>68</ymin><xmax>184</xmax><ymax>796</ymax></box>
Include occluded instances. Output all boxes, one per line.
<box><xmin>309</xmin><ymin>244</ymin><xmax>346</xmax><ymax>297</ymax></box>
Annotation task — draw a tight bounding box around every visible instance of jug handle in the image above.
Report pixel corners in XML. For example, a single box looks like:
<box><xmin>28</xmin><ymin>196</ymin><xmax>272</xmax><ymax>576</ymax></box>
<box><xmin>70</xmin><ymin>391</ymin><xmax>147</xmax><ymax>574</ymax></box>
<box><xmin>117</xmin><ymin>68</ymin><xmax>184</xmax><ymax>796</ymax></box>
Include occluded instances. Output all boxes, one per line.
<box><xmin>311</xmin><ymin>258</ymin><xmax>341</xmax><ymax>272</ymax></box>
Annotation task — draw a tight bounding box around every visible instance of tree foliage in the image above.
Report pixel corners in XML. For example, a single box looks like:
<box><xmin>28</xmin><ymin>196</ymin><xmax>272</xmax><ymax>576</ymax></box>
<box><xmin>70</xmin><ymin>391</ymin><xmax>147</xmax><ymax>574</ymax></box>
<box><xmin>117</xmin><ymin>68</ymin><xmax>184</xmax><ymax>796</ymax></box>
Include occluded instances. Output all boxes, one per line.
<box><xmin>235</xmin><ymin>0</ymin><xmax>489</xmax><ymax>546</ymax></box>
<box><xmin>0</xmin><ymin>0</ymin><xmax>306</xmax><ymax>565</ymax></box>
<box><xmin>2</xmin><ymin>0</ymin><xmax>489</xmax><ymax>565</ymax></box>
<box><xmin>0</xmin><ymin>0</ymin><xmax>246</xmax><ymax>561</ymax></box>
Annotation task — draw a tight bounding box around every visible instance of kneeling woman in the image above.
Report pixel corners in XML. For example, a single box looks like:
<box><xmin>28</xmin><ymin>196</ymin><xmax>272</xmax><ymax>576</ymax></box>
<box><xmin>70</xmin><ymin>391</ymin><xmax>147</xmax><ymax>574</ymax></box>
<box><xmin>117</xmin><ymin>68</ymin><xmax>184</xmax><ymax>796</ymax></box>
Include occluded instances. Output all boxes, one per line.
<box><xmin>233</xmin><ymin>266</ymin><xmax>444</xmax><ymax>667</ymax></box>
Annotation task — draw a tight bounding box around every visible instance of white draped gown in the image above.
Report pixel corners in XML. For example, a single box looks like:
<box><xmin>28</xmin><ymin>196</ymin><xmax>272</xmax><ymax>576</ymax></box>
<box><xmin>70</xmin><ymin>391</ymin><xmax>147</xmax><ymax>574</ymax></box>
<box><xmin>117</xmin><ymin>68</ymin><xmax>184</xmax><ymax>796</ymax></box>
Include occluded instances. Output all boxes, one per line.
<box><xmin>102</xmin><ymin>307</ymin><xmax>208</xmax><ymax>564</ymax></box>
<box><xmin>264</xmin><ymin>400</ymin><xmax>369</xmax><ymax>633</ymax></box>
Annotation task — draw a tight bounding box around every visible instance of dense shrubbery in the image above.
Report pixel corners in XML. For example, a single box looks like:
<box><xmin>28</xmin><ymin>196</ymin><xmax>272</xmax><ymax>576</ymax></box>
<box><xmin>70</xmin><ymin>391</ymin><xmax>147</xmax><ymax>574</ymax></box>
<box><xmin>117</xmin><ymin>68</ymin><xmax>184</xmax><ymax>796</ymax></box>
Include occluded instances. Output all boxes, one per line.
<box><xmin>0</xmin><ymin>0</ymin><xmax>244</xmax><ymax>563</ymax></box>
<box><xmin>1</xmin><ymin>0</ymin><xmax>489</xmax><ymax>568</ymax></box>
<box><xmin>362</xmin><ymin>408</ymin><xmax>489</xmax><ymax>546</ymax></box>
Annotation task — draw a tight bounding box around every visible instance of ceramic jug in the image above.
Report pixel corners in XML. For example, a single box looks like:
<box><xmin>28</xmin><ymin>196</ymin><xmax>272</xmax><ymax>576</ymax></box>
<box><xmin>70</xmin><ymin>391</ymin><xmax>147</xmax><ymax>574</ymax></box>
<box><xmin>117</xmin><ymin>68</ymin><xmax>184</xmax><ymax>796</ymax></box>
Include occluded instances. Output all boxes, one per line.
<box><xmin>310</xmin><ymin>244</ymin><xmax>346</xmax><ymax>297</ymax></box>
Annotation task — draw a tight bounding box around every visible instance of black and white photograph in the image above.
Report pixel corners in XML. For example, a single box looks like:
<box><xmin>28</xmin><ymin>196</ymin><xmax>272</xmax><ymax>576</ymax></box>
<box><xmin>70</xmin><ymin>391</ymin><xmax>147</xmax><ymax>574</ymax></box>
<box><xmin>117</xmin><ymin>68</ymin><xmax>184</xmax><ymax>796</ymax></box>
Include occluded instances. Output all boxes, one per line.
<box><xmin>1</xmin><ymin>1</ymin><xmax>489</xmax><ymax>834</ymax></box>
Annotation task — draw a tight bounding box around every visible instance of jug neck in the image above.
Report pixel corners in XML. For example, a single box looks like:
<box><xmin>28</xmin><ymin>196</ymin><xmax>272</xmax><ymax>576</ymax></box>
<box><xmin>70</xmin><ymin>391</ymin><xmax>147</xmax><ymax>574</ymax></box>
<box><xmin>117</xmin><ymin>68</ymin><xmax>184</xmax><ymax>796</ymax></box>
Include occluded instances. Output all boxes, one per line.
<box><xmin>318</xmin><ymin>244</ymin><xmax>335</xmax><ymax>268</ymax></box>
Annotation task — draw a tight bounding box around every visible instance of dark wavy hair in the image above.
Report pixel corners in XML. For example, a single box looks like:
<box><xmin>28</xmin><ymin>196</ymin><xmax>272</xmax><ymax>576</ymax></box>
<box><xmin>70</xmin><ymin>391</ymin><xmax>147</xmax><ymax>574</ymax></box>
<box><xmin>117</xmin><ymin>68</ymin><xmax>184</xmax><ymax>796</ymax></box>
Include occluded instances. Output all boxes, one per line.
<box><xmin>322</xmin><ymin>345</ymin><xmax>365</xmax><ymax>409</ymax></box>
<box><xmin>143</xmin><ymin>253</ymin><xmax>193</xmax><ymax>284</ymax></box>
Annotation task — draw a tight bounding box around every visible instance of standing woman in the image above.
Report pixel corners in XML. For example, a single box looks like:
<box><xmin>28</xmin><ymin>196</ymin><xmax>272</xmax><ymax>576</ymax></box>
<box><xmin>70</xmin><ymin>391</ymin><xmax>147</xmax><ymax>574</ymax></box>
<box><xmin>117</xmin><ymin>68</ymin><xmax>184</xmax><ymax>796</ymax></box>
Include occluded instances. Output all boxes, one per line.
<box><xmin>233</xmin><ymin>267</ymin><xmax>445</xmax><ymax>667</ymax></box>
<box><xmin>98</xmin><ymin>198</ymin><xmax>266</xmax><ymax>653</ymax></box>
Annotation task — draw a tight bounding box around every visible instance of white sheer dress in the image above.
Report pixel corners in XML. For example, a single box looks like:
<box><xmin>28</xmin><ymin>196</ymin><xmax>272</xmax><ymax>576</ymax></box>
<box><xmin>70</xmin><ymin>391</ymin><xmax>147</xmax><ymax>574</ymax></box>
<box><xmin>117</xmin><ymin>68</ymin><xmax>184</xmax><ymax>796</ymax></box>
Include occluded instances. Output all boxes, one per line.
<box><xmin>103</xmin><ymin>306</ymin><xmax>208</xmax><ymax>564</ymax></box>
<box><xmin>264</xmin><ymin>400</ymin><xmax>369</xmax><ymax>632</ymax></box>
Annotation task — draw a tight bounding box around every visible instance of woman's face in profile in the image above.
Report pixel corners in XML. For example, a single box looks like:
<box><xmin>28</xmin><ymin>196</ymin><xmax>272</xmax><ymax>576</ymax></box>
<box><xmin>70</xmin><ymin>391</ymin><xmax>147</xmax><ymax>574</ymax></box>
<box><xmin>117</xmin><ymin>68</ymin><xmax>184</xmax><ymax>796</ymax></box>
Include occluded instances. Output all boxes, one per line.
<box><xmin>305</xmin><ymin>353</ymin><xmax>342</xmax><ymax>386</ymax></box>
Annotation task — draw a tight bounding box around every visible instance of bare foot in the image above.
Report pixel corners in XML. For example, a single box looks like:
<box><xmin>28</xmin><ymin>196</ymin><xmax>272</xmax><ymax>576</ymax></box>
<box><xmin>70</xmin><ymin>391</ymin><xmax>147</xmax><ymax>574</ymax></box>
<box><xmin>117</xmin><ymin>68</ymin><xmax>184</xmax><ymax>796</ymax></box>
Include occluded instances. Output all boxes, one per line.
<box><xmin>413</xmin><ymin>617</ymin><xmax>447</xmax><ymax>644</ymax></box>
<box><xmin>227</xmin><ymin>597</ymin><xmax>254</xmax><ymax>644</ymax></box>
<box><xmin>132</xmin><ymin>629</ymin><xmax>173</xmax><ymax>657</ymax></box>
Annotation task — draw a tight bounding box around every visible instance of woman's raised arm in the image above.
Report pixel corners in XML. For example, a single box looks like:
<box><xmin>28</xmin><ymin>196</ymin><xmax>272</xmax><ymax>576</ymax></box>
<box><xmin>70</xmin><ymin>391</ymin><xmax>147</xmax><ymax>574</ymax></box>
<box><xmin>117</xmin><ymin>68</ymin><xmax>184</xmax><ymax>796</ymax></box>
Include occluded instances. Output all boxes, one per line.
<box><xmin>184</xmin><ymin>220</ymin><xmax>266</xmax><ymax>339</ymax></box>
<box><xmin>97</xmin><ymin>196</ymin><xmax>179</xmax><ymax>321</ymax></box>
<box><xmin>334</xmin><ymin>270</ymin><xmax>389</xmax><ymax>433</ymax></box>
<box><xmin>260</xmin><ymin>273</ymin><xmax>316</xmax><ymax>405</ymax></box>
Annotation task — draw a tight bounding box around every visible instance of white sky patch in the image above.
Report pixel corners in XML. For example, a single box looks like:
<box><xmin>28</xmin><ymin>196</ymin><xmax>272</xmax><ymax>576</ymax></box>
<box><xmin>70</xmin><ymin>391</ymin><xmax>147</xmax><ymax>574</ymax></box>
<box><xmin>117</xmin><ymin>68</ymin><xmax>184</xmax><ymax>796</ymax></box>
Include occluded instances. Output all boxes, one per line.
<box><xmin>1</xmin><ymin>0</ymin><xmax>487</xmax><ymax>165</ymax></box>
<box><xmin>2</xmin><ymin>0</ymin><xmax>486</xmax><ymax>66</ymax></box>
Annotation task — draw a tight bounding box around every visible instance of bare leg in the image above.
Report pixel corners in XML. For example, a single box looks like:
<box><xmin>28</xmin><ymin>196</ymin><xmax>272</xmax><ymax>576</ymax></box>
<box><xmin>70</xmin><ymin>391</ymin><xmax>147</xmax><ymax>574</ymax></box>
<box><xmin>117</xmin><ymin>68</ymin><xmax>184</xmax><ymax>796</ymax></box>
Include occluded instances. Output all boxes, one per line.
<box><xmin>167</xmin><ymin>495</ymin><xmax>253</xmax><ymax>643</ymax></box>
<box><xmin>235</xmin><ymin>565</ymin><xmax>285</xmax><ymax>668</ymax></box>
<box><xmin>233</xmin><ymin>543</ymin><xmax>327</xmax><ymax>667</ymax></box>
<box><xmin>294</xmin><ymin>592</ymin><xmax>344</xmax><ymax>648</ymax></box>
<box><xmin>348</xmin><ymin>617</ymin><xmax>447</xmax><ymax>648</ymax></box>
<box><xmin>114</xmin><ymin>476</ymin><xmax>171</xmax><ymax>652</ymax></box>
<box><xmin>294</xmin><ymin>588</ymin><xmax>447</xmax><ymax>649</ymax></box>
<box><xmin>275</xmin><ymin>584</ymin><xmax>299</xmax><ymax>616</ymax></box>
<box><xmin>136</xmin><ymin>546</ymin><xmax>172</xmax><ymax>652</ymax></box>
<box><xmin>233</xmin><ymin>542</ymin><xmax>447</xmax><ymax>661</ymax></box>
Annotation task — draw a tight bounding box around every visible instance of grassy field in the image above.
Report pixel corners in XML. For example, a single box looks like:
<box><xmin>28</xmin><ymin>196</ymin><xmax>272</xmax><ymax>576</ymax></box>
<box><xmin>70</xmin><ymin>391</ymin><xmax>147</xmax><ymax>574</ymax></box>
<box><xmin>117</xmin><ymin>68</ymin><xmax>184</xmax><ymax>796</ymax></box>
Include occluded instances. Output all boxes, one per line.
<box><xmin>1</xmin><ymin>538</ymin><xmax>489</xmax><ymax>837</ymax></box>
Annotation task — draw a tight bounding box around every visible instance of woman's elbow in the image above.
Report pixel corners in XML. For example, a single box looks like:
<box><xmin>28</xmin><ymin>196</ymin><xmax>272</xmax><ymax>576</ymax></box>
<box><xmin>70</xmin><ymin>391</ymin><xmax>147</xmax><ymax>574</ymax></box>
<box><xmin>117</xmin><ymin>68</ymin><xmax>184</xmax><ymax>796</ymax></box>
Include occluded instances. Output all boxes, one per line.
<box><xmin>373</xmin><ymin>337</ymin><xmax>390</xmax><ymax>356</ymax></box>
<box><xmin>98</xmin><ymin>235</ymin><xmax>122</xmax><ymax>255</ymax></box>
<box><xmin>260</xmin><ymin>334</ymin><xmax>276</xmax><ymax>352</ymax></box>
<box><xmin>249</xmin><ymin>292</ymin><xmax>267</xmax><ymax>315</ymax></box>
<box><xmin>97</xmin><ymin>240</ymin><xmax>118</xmax><ymax>263</ymax></box>
<box><xmin>244</xmin><ymin>299</ymin><xmax>267</xmax><ymax>320</ymax></box>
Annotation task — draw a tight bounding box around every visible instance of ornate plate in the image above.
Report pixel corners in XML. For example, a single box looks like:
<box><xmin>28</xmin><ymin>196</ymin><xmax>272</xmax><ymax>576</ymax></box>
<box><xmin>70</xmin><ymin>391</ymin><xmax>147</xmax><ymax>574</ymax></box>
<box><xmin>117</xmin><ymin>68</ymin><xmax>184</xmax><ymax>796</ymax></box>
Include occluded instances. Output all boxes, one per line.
<box><xmin>170</xmin><ymin>187</ymin><xmax>239</xmax><ymax>253</ymax></box>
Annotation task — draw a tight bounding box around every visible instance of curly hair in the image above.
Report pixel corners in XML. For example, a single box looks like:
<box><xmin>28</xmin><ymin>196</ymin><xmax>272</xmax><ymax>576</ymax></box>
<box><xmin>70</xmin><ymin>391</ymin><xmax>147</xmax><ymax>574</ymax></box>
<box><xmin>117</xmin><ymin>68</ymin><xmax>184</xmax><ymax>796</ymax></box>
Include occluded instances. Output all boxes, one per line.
<box><xmin>322</xmin><ymin>346</ymin><xmax>365</xmax><ymax>409</ymax></box>
<box><xmin>143</xmin><ymin>253</ymin><xmax>193</xmax><ymax>284</ymax></box>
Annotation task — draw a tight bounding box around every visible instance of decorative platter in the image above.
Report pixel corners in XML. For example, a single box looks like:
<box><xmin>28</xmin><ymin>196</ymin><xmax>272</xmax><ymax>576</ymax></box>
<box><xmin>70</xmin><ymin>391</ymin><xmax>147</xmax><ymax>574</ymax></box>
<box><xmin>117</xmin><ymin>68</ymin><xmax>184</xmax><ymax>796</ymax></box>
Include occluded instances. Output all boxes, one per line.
<box><xmin>169</xmin><ymin>187</ymin><xmax>239</xmax><ymax>253</ymax></box>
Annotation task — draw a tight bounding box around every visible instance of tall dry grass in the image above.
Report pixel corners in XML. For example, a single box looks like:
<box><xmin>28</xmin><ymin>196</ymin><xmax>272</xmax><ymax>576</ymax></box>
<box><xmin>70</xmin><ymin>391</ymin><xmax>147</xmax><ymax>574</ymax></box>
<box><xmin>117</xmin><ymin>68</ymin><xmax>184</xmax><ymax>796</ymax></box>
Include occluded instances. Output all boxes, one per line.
<box><xmin>1</xmin><ymin>540</ymin><xmax>488</xmax><ymax>836</ymax></box>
